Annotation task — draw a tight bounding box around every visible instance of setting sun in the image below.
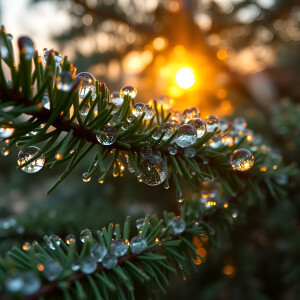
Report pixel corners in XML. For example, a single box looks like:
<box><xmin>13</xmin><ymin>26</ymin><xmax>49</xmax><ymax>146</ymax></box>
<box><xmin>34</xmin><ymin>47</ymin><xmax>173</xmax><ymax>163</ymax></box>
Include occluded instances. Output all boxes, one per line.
<box><xmin>176</xmin><ymin>67</ymin><xmax>195</xmax><ymax>89</ymax></box>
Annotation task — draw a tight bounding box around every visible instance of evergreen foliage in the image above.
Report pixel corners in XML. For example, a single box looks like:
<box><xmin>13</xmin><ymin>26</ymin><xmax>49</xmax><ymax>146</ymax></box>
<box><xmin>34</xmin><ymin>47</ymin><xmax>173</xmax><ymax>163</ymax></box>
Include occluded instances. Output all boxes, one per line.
<box><xmin>0</xmin><ymin>27</ymin><xmax>296</xmax><ymax>299</ymax></box>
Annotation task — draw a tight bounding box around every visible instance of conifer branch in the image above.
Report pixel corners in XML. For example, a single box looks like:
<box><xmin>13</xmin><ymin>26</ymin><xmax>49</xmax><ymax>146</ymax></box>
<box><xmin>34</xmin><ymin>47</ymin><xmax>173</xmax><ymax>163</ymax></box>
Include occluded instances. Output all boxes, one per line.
<box><xmin>0</xmin><ymin>27</ymin><xmax>297</xmax><ymax>300</ymax></box>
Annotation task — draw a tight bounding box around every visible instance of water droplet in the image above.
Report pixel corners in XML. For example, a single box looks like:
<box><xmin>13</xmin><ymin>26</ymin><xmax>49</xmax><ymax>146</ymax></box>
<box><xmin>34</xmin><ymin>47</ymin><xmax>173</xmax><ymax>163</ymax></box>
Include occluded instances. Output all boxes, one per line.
<box><xmin>140</xmin><ymin>146</ymin><xmax>152</xmax><ymax>158</ymax></box>
<box><xmin>132</xmin><ymin>102</ymin><xmax>146</xmax><ymax>118</ymax></box>
<box><xmin>127</xmin><ymin>114</ymin><xmax>136</xmax><ymax>123</ymax></box>
<box><xmin>157</xmin><ymin>95</ymin><xmax>173</xmax><ymax>110</ymax></box>
<box><xmin>0</xmin><ymin>37</ymin><xmax>9</xmax><ymax>59</ymax></box>
<box><xmin>208</xmin><ymin>134</ymin><xmax>223</xmax><ymax>149</ymax></box>
<box><xmin>187</xmin><ymin>118</ymin><xmax>206</xmax><ymax>138</ymax></box>
<box><xmin>144</xmin><ymin>104</ymin><xmax>154</xmax><ymax>120</ymax></box>
<box><xmin>136</xmin><ymin>218</ymin><xmax>145</xmax><ymax>230</ymax></box>
<box><xmin>42</xmin><ymin>93</ymin><xmax>50</xmax><ymax>110</ymax></box>
<box><xmin>170</xmin><ymin>216</ymin><xmax>186</xmax><ymax>234</ymax></box>
<box><xmin>1</xmin><ymin>147</ymin><xmax>9</xmax><ymax>156</ymax></box>
<box><xmin>102</xmin><ymin>253</ymin><xmax>118</xmax><ymax>269</ymax></box>
<box><xmin>0</xmin><ymin>125</ymin><xmax>14</xmax><ymax>139</ymax></box>
<box><xmin>43</xmin><ymin>48</ymin><xmax>63</xmax><ymax>67</ymax></box>
<box><xmin>110</xmin><ymin>240</ymin><xmax>129</xmax><ymax>257</ymax></box>
<box><xmin>139</xmin><ymin>155</ymin><xmax>168</xmax><ymax>186</ymax></box>
<box><xmin>171</xmin><ymin>110</ymin><xmax>182</xmax><ymax>124</ymax></box>
<box><xmin>175</xmin><ymin>124</ymin><xmax>197</xmax><ymax>148</ymax></box>
<box><xmin>91</xmin><ymin>243</ymin><xmax>107</xmax><ymax>262</ymax></box>
<box><xmin>183</xmin><ymin>107</ymin><xmax>200</xmax><ymax>123</ymax></box>
<box><xmin>80</xmin><ymin>229</ymin><xmax>92</xmax><ymax>243</ymax></box>
<box><xmin>65</xmin><ymin>234</ymin><xmax>76</xmax><ymax>244</ymax></box>
<box><xmin>110</xmin><ymin>91</ymin><xmax>123</xmax><ymax>106</ymax></box>
<box><xmin>184</xmin><ymin>147</ymin><xmax>196</xmax><ymax>158</ymax></box>
<box><xmin>79</xmin><ymin>104</ymin><xmax>90</xmax><ymax>116</ymax></box>
<box><xmin>120</xmin><ymin>85</ymin><xmax>137</xmax><ymax>99</ymax></box>
<box><xmin>71</xmin><ymin>260</ymin><xmax>80</xmax><ymax>271</ymax></box>
<box><xmin>232</xmin><ymin>209</ymin><xmax>238</xmax><ymax>218</ymax></box>
<box><xmin>154</xmin><ymin>122</ymin><xmax>177</xmax><ymax>141</ymax></box>
<box><xmin>47</xmin><ymin>234</ymin><xmax>61</xmax><ymax>250</ymax></box>
<box><xmin>168</xmin><ymin>143</ymin><xmax>178</xmax><ymax>155</ymax></box>
<box><xmin>231</xmin><ymin>149</ymin><xmax>254</xmax><ymax>171</ymax></box>
<box><xmin>96</xmin><ymin>125</ymin><xmax>117</xmax><ymax>145</ymax></box>
<box><xmin>130</xmin><ymin>236</ymin><xmax>147</xmax><ymax>254</ymax></box>
<box><xmin>82</xmin><ymin>172</ymin><xmax>91</xmax><ymax>182</ymax></box>
<box><xmin>76</xmin><ymin>72</ymin><xmax>95</xmax><ymax>99</ymax></box>
<box><xmin>233</xmin><ymin>117</ymin><xmax>247</xmax><ymax>131</ymax></box>
<box><xmin>219</xmin><ymin>118</ymin><xmax>229</xmax><ymax>132</ymax></box>
<box><xmin>176</xmin><ymin>190</ymin><xmax>184</xmax><ymax>203</ymax></box>
<box><xmin>110</xmin><ymin>112</ymin><xmax>121</xmax><ymax>126</ymax></box>
<box><xmin>21</xmin><ymin>272</ymin><xmax>41</xmax><ymax>295</ymax></box>
<box><xmin>221</xmin><ymin>134</ymin><xmax>234</xmax><ymax>146</ymax></box>
<box><xmin>80</xmin><ymin>256</ymin><xmax>97</xmax><ymax>274</ymax></box>
<box><xmin>107</xmin><ymin>103</ymin><xmax>118</xmax><ymax>114</ymax></box>
<box><xmin>18</xmin><ymin>36</ymin><xmax>35</xmax><ymax>60</ymax></box>
<box><xmin>205</xmin><ymin>116</ymin><xmax>219</xmax><ymax>132</ymax></box>
<box><xmin>43</xmin><ymin>259</ymin><xmax>62</xmax><ymax>281</ymax></box>
<box><xmin>22</xmin><ymin>242</ymin><xmax>31</xmax><ymax>251</ymax></box>
<box><xmin>164</xmin><ymin>181</ymin><xmax>169</xmax><ymax>189</ymax></box>
<box><xmin>56</xmin><ymin>71</ymin><xmax>74</xmax><ymax>92</ymax></box>
<box><xmin>17</xmin><ymin>146</ymin><xmax>45</xmax><ymax>173</ymax></box>
<box><xmin>6</xmin><ymin>274</ymin><xmax>24</xmax><ymax>293</ymax></box>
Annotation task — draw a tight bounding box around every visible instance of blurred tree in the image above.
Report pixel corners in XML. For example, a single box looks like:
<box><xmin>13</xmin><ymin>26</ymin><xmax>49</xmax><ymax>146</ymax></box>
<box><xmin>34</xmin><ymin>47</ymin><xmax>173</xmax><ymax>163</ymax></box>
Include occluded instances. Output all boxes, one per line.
<box><xmin>32</xmin><ymin>0</ymin><xmax>300</xmax><ymax>109</ymax></box>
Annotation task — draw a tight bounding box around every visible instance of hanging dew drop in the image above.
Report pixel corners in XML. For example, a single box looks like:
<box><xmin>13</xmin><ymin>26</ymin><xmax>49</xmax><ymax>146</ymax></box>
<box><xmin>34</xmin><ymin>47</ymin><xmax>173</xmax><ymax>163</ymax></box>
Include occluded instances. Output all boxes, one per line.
<box><xmin>17</xmin><ymin>146</ymin><xmax>45</xmax><ymax>173</ymax></box>
<box><xmin>139</xmin><ymin>155</ymin><xmax>168</xmax><ymax>186</ymax></box>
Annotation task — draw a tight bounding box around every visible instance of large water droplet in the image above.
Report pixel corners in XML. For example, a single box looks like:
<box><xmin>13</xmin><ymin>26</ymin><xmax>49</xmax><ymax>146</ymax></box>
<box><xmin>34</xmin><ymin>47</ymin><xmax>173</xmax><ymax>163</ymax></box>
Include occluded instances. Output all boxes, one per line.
<box><xmin>110</xmin><ymin>240</ymin><xmax>129</xmax><ymax>257</ymax></box>
<box><xmin>120</xmin><ymin>85</ymin><xmax>137</xmax><ymax>99</ymax></box>
<box><xmin>17</xmin><ymin>146</ymin><xmax>45</xmax><ymax>173</ymax></box>
<box><xmin>96</xmin><ymin>125</ymin><xmax>117</xmax><ymax>145</ymax></box>
<box><xmin>132</xmin><ymin>102</ymin><xmax>146</xmax><ymax>117</ymax></box>
<box><xmin>187</xmin><ymin>118</ymin><xmax>206</xmax><ymax>138</ymax></box>
<box><xmin>65</xmin><ymin>234</ymin><xmax>76</xmax><ymax>244</ymax></box>
<box><xmin>139</xmin><ymin>155</ymin><xmax>168</xmax><ymax>186</ymax></box>
<box><xmin>130</xmin><ymin>236</ymin><xmax>147</xmax><ymax>254</ymax></box>
<box><xmin>205</xmin><ymin>116</ymin><xmax>219</xmax><ymax>132</ymax></box>
<box><xmin>110</xmin><ymin>91</ymin><xmax>123</xmax><ymax>106</ymax></box>
<box><xmin>175</xmin><ymin>124</ymin><xmax>197</xmax><ymax>148</ymax></box>
<box><xmin>102</xmin><ymin>253</ymin><xmax>118</xmax><ymax>269</ymax></box>
<box><xmin>81</xmin><ymin>256</ymin><xmax>97</xmax><ymax>274</ymax></box>
<box><xmin>0</xmin><ymin>125</ymin><xmax>14</xmax><ymax>139</ymax></box>
<box><xmin>18</xmin><ymin>36</ymin><xmax>35</xmax><ymax>60</ymax></box>
<box><xmin>56</xmin><ymin>71</ymin><xmax>74</xmax><ymax>92</ymax></box>
<box><xmin>47</xmin><ymin>234</ymin><xmax>61</xmax><ymax>250</ymax></box>
<box><xmin>43</xmin><ymin>48</ymin><xmax>63</xmax><ymax>67</ymax></box>
<box><xmin>76</xmin><ymin>72</ymin><xmax>95</xmax><ymax>99</ymax></box>
<box><xmin>230</xmin><ymin>149</ymin><xmax>254</xmax><ymax>171</ymax></box>
<box><xmin>170</xmin><ymin>216</ymin><xmax>186</xmax><ymax>234</ymax></box>
<box><xmin>91</xmin><ymin>243</ymin><xmax>107</xmax><ymax>262</ymax></box>
<box><xmin>80</xmin><ymin>229</ymin><xmax>92</xmax><ymax>243</ymax></box>
<box><xmin>43</xmin><ymin>259</ymin><xmax>62</xmax><ymax>281</ymax></box>
<box><xmin>152</xmin><ymin>122</ymin><xmax>177</xmax><ymax>141</ymax></box>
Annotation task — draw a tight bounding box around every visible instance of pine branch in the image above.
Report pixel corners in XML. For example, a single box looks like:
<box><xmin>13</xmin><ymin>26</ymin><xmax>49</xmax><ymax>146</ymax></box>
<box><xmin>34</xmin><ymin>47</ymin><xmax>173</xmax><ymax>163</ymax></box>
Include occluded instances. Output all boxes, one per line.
<box><xmin>0</xmin><ymin>27</ymin><xmax>297</xmax><ymax>300</ymax></box>
<box><xmin>0</xmin><ymin>27</ymin><xmax>292</xmax><ymax>201</ymax></box>
<box><xmin>0</xmin><ymin>199</ymin><xmax>207</xmax><ymax>299</ymax></box>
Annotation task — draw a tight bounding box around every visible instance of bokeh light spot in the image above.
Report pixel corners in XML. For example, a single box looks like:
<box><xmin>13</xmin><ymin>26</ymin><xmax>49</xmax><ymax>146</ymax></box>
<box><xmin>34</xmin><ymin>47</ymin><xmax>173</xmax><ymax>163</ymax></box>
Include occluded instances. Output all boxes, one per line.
<box><xmin>176</xmin><ymin>67</ymin><xmax>195</xmax><ymax>89</ymax></box>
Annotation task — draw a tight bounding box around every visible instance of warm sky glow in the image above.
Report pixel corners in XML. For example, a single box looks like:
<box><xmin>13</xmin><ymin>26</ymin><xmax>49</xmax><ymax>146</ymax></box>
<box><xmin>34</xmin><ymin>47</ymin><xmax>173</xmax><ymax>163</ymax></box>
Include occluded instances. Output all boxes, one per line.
<box><xmin>176</xmin><ymin>67</ymin><xmax>195</xmax><ymax>89</ymax></box>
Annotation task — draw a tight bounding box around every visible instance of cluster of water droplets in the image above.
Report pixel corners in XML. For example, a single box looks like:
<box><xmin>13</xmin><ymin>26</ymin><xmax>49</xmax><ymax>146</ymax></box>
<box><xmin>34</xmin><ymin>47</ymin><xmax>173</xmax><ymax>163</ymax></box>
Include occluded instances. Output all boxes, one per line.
<box><xmin>23</xmin><ymin>224</ymin><xmax>149</xmax><ymax>279</ymax></box>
